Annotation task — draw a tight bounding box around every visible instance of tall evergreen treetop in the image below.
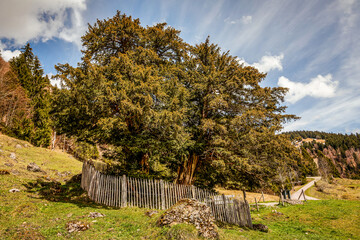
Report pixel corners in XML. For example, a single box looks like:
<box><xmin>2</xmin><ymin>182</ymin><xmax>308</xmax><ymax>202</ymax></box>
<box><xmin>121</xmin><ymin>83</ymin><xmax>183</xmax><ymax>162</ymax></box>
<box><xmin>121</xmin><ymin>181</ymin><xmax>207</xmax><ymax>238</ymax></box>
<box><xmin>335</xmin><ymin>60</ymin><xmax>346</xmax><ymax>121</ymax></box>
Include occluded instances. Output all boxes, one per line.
<box><xmin>10</xmin><ymin>43</ymin><xmax>52</xmax><ymax>147</ymax></box>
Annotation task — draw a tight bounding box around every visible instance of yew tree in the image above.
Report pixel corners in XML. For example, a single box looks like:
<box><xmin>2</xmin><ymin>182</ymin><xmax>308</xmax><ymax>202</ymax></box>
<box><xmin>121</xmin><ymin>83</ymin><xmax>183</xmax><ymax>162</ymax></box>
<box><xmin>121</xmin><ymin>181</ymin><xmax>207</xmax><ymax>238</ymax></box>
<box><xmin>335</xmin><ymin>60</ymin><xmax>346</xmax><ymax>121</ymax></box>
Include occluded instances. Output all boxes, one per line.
<box><xmin>53</xmin><ymin>11</ymin><xmax>299</xmax><ymax>190</ymax></box>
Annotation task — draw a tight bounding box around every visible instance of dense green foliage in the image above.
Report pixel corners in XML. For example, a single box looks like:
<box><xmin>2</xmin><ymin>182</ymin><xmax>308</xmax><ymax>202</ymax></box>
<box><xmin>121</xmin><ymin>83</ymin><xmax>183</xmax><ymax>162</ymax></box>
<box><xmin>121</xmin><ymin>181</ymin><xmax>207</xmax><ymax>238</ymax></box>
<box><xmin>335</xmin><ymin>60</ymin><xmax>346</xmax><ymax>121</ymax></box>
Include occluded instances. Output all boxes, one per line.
<box><xmin>9</xmin><ymin>44</ymin><xmax>52</xmax><ymax>147</ymax></box>
<box><xmin>52</xmin><ymin>11</ymin><xmax>300</xmax><ymax>190</ymax></box>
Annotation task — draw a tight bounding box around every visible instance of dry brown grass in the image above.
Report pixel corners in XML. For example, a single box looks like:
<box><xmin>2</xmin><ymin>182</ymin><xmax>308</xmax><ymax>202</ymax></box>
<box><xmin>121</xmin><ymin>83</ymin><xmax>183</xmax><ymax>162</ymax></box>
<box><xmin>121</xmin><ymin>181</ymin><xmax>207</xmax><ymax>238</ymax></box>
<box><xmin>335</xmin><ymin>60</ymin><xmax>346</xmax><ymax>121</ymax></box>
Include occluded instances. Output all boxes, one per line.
<box><xmin>307</xmin><ymin>178</ymin><xmax>360</xmax><ymax>200</ymax></box>
<box><xmin>215</xmin><ymin>188</ymin><xmax>279</xmax><ymax>203</ymax></box>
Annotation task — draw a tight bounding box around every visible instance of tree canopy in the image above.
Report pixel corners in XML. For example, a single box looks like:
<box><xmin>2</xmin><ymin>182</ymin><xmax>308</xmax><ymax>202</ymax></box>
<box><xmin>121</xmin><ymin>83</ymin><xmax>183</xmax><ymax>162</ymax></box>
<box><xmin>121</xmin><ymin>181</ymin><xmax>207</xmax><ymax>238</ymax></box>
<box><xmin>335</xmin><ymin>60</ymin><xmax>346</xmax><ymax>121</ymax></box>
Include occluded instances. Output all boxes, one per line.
<box><xmin>53</xmin><ymin>11</ymin><xmax>300</xmax><ymax>190</ymax></box>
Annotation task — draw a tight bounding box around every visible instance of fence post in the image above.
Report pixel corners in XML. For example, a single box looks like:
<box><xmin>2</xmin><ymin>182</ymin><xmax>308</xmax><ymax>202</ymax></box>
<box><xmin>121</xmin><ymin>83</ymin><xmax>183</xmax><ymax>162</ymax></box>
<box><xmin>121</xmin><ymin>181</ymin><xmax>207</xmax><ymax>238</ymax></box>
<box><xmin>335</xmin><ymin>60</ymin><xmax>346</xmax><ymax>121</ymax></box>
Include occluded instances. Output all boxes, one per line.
<box><xmin>242</xmin><ymin>190</ymin><xmax>247</xmax><ymax>201</ymax></box>
<box><xmin>160</xmin><ymin>180</ymin><xmax>165</xmax><ymax>210</ymax></box>
<box><xmin>121</xmin><ymin>175</ymin><xmax>127</xmax><ymax>207</ymax></box>
<box><xmin>191</xmin><ymin>186</ymin><xmax>196</xmax><ymax>199</ymax></box>
<box><xmin>222</xmin><ymin>194</ymin><xmax>227</xmax><ymax>222</ymax></box>
<box><xmin>255</xmin><ymin>197</ymin><xmax>259</xmax><ymax>211</ymax></box>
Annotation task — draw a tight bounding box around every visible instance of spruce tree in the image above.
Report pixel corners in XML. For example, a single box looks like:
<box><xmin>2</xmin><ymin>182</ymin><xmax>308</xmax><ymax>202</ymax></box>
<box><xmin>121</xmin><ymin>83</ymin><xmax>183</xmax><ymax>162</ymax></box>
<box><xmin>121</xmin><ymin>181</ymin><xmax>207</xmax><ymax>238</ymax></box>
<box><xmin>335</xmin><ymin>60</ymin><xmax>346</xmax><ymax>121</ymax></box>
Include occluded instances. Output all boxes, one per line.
<box><xmin>10</xmin><ymin>44</ymin><xmax>52</xmax><ymax>147</ymax></box>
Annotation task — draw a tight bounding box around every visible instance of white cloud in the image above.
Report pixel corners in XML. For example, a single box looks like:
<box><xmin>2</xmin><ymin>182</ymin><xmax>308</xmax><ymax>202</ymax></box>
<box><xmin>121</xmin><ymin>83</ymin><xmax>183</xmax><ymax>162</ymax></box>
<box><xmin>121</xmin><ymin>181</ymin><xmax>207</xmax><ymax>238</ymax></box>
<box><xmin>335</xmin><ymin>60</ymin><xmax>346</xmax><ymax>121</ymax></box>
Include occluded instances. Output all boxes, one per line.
<box><xmin>0</xmin><ymin>42</ymin><xmax>21</xmax><ymax>61</ymax></box>
<box><xmin>0</xmin><ymin>0</ymin><xmax>86</xmax><ymax>48</ymax></box>
<box><xmin>278</xmin><ymin>74</ymin><xmax>338</xmax><ymax>104</ymax></box>
<box><xmin>238</xmin><ymin>54</ymin><xmax>284</xmax><ymax>73</ymax></box>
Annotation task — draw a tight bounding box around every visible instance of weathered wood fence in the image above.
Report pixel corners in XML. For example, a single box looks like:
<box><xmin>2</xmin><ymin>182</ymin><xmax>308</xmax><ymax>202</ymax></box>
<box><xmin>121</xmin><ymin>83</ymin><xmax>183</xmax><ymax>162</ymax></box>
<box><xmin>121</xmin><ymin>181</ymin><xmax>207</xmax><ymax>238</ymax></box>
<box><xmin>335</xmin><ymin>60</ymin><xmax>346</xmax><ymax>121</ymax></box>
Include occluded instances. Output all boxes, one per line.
<box><xmin>81</xmin><ymin>161</ymin><xmax>252</xmax><ymax>228</ymax></box>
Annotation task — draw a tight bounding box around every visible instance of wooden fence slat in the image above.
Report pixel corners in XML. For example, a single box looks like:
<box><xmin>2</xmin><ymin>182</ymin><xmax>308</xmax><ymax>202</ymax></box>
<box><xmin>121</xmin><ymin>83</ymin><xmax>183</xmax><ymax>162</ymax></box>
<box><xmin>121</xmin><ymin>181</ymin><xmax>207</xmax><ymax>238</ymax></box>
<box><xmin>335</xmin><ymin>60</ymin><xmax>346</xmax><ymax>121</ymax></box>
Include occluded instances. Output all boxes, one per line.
<box><xmin>160</xmin><ymin>180</ymin><xmax>165</xmax><ymax>210</ymax></box>
<box><xmin>135</xmin><ymin>178</ymin><xmax>139</xmax><ymax>208</ymax></box>
<box><xmin>121</xmin><ymin>175</ymin><xmax>127</xmax><ymax>207</ymax></box>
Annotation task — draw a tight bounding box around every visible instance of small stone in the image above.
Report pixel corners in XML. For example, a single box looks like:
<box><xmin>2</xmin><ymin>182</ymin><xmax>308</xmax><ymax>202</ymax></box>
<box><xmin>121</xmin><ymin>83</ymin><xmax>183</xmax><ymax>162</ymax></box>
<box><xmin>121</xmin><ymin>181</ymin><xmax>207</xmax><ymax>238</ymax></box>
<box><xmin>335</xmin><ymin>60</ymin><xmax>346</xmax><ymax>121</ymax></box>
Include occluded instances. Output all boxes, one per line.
<box><xmin>253</xmin><ymin>223</ymin><xmax>269</xmax><ymax>232</ymax></box>
<box><xmin>5</xmin><ymin>162</ymin><xmax>14</xmax><ymax>167</ymax></box>
<box><xmin>92</xmin><ymin>220</ymin><xmax>97</xmax><ymax>223</ymax></box>
<box><xmin>67</xmin><ymin>213</ymin><xmax>73</xmax><ymax>218</ymax></box>
<box><xmin>145</xmin><ymin>210</ymin><xmax>158</xmax><ymax>218</ymax></box>
<box><xmin>15</xmin><ymin>144</ymin><xmax>22</xmax><ymax>149</ymax></box>
<box><xmin>27</xmin><ymin>162</ymin><xmax>42</xmax><ymax>172</ymax></box>
<box><xmin>66</xmin><ymin>220</ymin><xmax>90</xmax><ymax>233</ymax></box>
<box><xmin>88</xmin><ymin>212</ymin><xmax>105</xmax><ymax>218</ymax></box>
<box><xmin>9</xmin><ymin>153</ymin><xmax>16</xmax><ymax>160</ymax></box>
<box><xmin>57</xmin><ymin>233</ymin><xmax>62</xmax><ymax>236</ymax></box>
<box><xmin>11</xmin><ymin>170</ymin><xmax>20</xmax><ymax>175</ymax></box>
<box><xmin>9</xmin><ymin>188</ymin><xmax>20</xmax><ymax>193</ymax></box>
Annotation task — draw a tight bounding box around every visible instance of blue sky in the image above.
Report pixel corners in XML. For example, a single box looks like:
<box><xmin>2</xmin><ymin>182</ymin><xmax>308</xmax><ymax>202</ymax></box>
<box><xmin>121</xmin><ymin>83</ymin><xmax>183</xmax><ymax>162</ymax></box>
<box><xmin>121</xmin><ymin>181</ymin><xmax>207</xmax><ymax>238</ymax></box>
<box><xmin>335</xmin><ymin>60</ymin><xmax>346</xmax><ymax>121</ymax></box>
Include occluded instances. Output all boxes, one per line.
<box><xmin>0</xmin><ymin>0</ymin><xmax>359</xmax><ymax>133</ymax></box>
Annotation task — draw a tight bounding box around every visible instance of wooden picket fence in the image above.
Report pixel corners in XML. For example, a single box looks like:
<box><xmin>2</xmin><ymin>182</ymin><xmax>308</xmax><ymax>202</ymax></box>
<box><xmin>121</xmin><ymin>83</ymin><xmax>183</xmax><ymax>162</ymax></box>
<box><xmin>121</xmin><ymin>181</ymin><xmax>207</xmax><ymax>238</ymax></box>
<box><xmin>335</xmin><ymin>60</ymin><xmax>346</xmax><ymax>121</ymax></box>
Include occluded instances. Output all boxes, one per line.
<box><xmin>81</xmin><ymin>161</ymin><xmax>252</xmax><ymax>228</ymax></box>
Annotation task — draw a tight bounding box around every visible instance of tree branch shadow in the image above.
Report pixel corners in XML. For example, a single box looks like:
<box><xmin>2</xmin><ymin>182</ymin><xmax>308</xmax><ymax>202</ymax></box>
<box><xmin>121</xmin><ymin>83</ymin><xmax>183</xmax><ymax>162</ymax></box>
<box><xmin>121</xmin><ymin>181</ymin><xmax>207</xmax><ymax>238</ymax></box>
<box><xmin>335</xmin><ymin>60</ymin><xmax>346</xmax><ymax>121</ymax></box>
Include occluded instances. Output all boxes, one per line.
<box><xmin>23</xmin><ymin>174</ymin><xmax>115</xmax><ymax>210</ymax></box>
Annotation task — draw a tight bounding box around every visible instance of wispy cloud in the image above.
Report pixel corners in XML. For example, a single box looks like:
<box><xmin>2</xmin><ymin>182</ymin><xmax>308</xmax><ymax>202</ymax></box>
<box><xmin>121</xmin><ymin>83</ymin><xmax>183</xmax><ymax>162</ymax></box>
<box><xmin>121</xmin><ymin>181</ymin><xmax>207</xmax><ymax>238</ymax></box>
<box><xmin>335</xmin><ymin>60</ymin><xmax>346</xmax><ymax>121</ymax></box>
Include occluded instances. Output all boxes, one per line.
<box><xmin>283</xmin><ymin>91</ymin><xmax>360</xmax><ymax>132</ymax></box>
<box><xmin>224</xmin><ymin>15</ymin><xmax>252</xmax><ymax>25</ymax></box>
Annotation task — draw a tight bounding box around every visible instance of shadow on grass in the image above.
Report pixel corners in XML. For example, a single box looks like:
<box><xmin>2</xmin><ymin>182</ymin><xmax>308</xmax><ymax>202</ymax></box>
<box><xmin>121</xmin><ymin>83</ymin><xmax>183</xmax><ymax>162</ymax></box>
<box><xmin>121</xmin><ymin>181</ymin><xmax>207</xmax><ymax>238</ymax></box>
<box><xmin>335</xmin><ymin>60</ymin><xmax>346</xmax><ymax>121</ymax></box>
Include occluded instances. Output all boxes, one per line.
<box><xmin>23</xmin><ymin>174</ymin><xmax>115</xmax><ymax>210</ymax></box>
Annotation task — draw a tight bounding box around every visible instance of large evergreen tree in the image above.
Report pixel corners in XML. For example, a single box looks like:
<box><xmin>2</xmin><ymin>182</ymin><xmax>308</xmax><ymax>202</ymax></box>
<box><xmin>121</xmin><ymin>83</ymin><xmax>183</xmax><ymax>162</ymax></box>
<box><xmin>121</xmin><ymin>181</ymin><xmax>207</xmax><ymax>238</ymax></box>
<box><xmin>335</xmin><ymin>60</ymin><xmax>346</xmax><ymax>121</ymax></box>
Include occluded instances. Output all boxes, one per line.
<box><xmin>53</xmin><ymin>11</ymin><xmax>299</xmax><ymax>190</ymax></box>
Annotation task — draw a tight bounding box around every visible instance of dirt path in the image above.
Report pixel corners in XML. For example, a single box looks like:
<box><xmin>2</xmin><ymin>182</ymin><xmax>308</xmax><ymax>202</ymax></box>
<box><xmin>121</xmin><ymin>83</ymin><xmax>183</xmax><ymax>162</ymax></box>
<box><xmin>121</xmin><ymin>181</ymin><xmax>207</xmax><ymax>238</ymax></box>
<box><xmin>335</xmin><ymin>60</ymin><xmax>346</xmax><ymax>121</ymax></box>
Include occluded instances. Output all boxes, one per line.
<box><xmin>291</xmin><ymin>177</ymin><xmax>321</xmax><ymax>200</ymax></box>
<box><xmin>256</xmin><ymin>177</ymin><xmax>322</xmax><ymax>206</ymax></box>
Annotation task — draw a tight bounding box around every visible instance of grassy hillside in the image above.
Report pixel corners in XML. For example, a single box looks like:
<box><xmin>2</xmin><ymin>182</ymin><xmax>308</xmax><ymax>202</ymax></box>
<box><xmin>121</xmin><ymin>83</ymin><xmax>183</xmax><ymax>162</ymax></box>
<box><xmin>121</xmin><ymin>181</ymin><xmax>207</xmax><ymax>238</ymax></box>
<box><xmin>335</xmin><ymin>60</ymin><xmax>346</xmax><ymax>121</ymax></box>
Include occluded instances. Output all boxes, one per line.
<box><xmin>1</xmin><ymin>134</ymin><xmax>359</xmax><ymax>239</ymax></box>
<box><xmin>306</xmin><ymin>178</ymin><xmax>360</xmax><ymax>201</ymax></box>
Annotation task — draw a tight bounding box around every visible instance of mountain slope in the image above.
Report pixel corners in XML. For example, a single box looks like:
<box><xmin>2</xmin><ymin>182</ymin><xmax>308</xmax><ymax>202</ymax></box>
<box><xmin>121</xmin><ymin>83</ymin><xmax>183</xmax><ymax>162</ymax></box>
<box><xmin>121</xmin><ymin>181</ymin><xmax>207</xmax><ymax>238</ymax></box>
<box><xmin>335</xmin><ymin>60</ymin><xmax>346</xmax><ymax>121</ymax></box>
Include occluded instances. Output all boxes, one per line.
<box><xmin>285</xmin><ymin>131</ymin><xmax>360</xmax><ymax>179</ymax></box>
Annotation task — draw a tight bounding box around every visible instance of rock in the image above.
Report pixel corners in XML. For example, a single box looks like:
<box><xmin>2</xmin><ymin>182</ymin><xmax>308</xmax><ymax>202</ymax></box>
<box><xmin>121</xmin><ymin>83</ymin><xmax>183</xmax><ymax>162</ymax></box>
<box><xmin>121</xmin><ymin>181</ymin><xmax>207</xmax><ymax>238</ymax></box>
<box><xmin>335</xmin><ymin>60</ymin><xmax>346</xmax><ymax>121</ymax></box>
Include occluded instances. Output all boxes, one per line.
<box><xmin>5</xmin><ymin>162</ymin><xmax>14</xmax><ymax>167</ymax></box>
<box><xmin>24</xmin><ymin>144</ymin><xmax>29</xmax><ymax>148</ymax></box>
<box><xmin>9</xmin><ymin>153</ymin><xmax>16</xmax><ymax>160</ymax></box>
<box><xmin>88</xmin><ymin>212</ymin><xmax>105</xmax><ymax>218</ymax></box>
<box><xmin>15</xmin><ymin>144</ymin><xmax>22</xmax><ymax>149</ymax></box>
<box><xmin>9</xmin><ymin>188</ymin><xmax>20</xmax><ymax>193</ymax></box>
<box><xmin>66</xmin><ymin>220</ymin><xmax>90</xmax><ymax>233</ymax></box>
<box><xmin>27</xmin><ymin>162</ymin><xmax>42</xmax><ymax>172</ymax></box>
<box><xmin>157</xmin><ymin>198</ymin><xmax>219</xmax><ymax>239</ymax></box>
<box><xmin>0</xmin><ymin>169</ymin><xmax>10</xmax><ymax>175</ymax></box>
<box><xmin>271</xmin><ymin>210</ymin><xmax>284</xmax><ymax>215</ymax></box>
<box><xmin>253</xmin><ymin>223</ymin><xmax>269</xmax><ymax>232</ymax></box>
<box><xmin>145</xmin><ymin>210</ymin><xmax>158</xmax><ymax>218</ymax></box>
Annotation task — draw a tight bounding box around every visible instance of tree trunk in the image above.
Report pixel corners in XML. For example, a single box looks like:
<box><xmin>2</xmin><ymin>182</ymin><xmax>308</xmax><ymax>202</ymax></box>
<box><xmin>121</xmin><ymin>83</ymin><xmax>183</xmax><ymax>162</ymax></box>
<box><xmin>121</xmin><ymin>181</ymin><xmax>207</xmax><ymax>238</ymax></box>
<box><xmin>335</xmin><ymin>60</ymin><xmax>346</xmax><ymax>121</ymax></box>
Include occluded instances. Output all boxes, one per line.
<box><xmin>176</xmin><ymin>154</ymin><xmax>199</xmax><ymax>185</ymax></box>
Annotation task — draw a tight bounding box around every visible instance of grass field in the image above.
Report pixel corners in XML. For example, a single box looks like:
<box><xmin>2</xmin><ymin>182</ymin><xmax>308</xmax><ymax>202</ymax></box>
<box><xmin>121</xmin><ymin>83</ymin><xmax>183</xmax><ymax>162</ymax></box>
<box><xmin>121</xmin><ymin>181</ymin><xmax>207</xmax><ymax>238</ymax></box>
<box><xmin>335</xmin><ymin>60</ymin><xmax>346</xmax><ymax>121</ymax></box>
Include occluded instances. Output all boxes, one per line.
<box><xmin>306</xmin><ymin>178</ymin><xmax>360</xmax><ymax>201</ymax></box>
<box><xmin>1</xmin><ymin>134</ymin><xmax>360</xmax><ymax>239</ymax></box>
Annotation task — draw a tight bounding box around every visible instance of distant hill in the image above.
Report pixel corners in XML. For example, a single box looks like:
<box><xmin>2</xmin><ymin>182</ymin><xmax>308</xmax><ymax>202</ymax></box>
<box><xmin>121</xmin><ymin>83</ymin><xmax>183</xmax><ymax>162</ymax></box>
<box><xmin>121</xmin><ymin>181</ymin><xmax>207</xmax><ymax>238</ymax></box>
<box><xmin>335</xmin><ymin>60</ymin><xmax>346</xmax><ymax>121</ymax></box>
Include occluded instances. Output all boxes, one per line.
<box><xmin>284</xmin><ymin>131</ymin><xmax>360</xmax><ymax>179</ymax></box>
